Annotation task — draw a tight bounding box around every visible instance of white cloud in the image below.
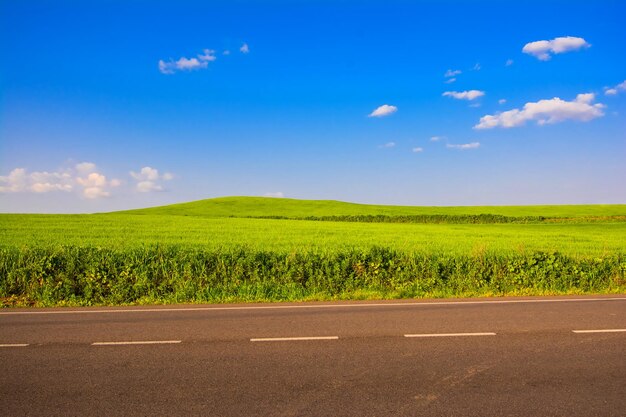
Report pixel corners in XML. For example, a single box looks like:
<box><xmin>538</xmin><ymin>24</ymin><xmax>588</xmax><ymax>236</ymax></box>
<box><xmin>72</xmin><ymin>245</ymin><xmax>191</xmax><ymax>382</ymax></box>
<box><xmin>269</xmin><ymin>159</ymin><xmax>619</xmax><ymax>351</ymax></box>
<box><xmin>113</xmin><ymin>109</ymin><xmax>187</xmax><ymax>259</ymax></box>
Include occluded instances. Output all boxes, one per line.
<box><xmin>130</xmin><ymin>166</ymin><xmax>173</xmax><ymax>193</ymax></box>
<box><xmin>474</xmin><ymin>93</ymin><xmax>605</xmax><ymax>129</ymax></box>
<box><xmin>505</xmin><ymin>59</ymin><xmax>514</xmax><ymax>66</ymax></box>
<box><xmin>175</xmin><ymin>57</ymin><xmax>207</xmax><ymax>71</ymax></box>
<box><xmin>443</xmin><ymin>90</ymin><xmax>485</xmax><ymax>100</ymax></box>
<box><xmin>159</xmin><ymin>48</ymin><xmax>220</xmax><ymax>74</ymax></box>
<box><xmin>430</xmin><ymin>136</ymin><xmax>446</xmax><ymax>142</ymax></box>
<box><xmin>473</xmin><ymin>63</ymin><xmax>481</xmax><ymax>71</ymax></box>
<box><xmin>28</xmin><ymin>170</ymin><xmax>73</xmax><ymax>193</ymax></box>
<box><xmin>446</xmin><ymin>142</ymin><xmax>480</xmax><ymax>150</ymax></box>
<box><xmin>30</xmin><ymin>181</ymin><xmax>72</xmax><ymax>193</ymax></box>
<box><xmin>73</xmin><ymin>167</ymin><xmax>119</xmax><ymax>199</ymax></box>
<box><xmin>130</xmin><ymin>167</ymin><xmax>159</xmax><ymax>181</ymax></box>
<box><xmin>379</xmin><ymin>142</ymin><xmax>396</xmax><ymax>148</ymax></box>
<box><xmin>136</xmin><ymin>181</ymin><xmax>163</xmax><ymax>193</ymax></box>
<box><xmin>77</xmin><ymin>172</ymin><xmax>107</xmax><ymax>188</ymax></box>
<box><xmin>522</xmin><ymin>36</ymin><xmax>590</xmax><ymax>61</ymax></box>
<box><xmin>368</xmin><ymin>104</ymin><xmax>397</xmax><ymax>117</ymax></box>
<box><xmin>412</xmin><ymin>147</ymin><xmax>424</xmax><ymax>153</ymax></box>
<box><xmin>159</xmin><ymin>57</ymin><xmax>207</xmax><ymax>74</ymax></box>
<box><xmin>576</xmin><ymin>93</ymin><xmax>594</xmax><ymax>104</ymax></box>
<box><xmin>0</xmin><ymin>162</ymin><xmax>176</xmax><ymax>199</ymax></box>
<box><xmin>75</xmin><ymin>162</ymin><xmax>96</xmax><ymax>174</ymax></box>
<box><xmin>82</xmin><ymin>187</ymin><xmax>110</xmax><ymax>199</ymax></box>
<box><xmin>1</xmin><ymin>162</ymin><xmax>119</xmax><ymax>199</ymax></box>
<box><xmin>0</xmin><ymin>168</ymin><xmax>27</xmax><ymax>192</ymax></box>
<box><xmin>264</xmin><ymin>192</ymin><xmax>284</xmax><ymax>198</ymax></box>
<box><xmin>498</xmin><ymin>99</ymin><xmax>507</xmax><ymax>105</ymax></box>
<box><xmin>604</xmin><ymin>80</ymin><xmax>626</xmax><ymax>96</ymax></box>
<box><xmin>75</xmin><ymin>169</ymin><xmax>120</xmax><ymax>199</ymax></box>
<box><xmin>444</xmin><ymin>78</ymin><xmax>456</xmax><ymax>84</ymax></box>
<box><xmin>158</xmin><ymin>60</ymin><xmax>175</xmax><ymax>75</ymax></box>
<box><xmin>240</xmin><ymin>43</ymin><xmax>250</xmax><ymax>54</ymax></box>
<box><xmin>198</xmin><ymin>49</ymin><xmax>216</xmax><ymax>62</ymax></box>
<box><xmin>223</xmin><ymin>50</ymin><xmax>231</xmax><ymax>56</ymax></box>
<box><xmin>445</xmin><ymin>69</ymin><xmax>461</xmax><ymax>78</ymax></box>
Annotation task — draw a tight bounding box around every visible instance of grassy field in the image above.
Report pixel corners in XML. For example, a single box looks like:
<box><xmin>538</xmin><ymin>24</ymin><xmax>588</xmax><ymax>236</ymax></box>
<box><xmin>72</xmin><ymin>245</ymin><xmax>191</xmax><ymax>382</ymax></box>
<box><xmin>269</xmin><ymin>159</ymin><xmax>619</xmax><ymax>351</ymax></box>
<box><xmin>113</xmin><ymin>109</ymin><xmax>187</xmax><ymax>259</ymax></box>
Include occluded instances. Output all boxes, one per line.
<box><xmin>2</xmin><ymin>214</ymin><xmax>626</xmax><ymax>255</ymax></box>
<box><xmin>1</xmin><ymin>197</ymin><xmax>625</xmax><ymax>306</ymax></box>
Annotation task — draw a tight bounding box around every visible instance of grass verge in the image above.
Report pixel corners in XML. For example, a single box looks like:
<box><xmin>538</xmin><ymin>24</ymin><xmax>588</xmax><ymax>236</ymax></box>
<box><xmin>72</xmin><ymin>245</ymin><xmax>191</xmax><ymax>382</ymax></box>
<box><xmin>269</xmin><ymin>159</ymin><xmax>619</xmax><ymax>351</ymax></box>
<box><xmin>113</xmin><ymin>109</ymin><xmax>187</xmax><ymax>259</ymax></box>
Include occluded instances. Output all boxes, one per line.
<box><xmin>1</xmin><ymin>246</ymin><xmax>624</xmax><ymax>307</ymax></box>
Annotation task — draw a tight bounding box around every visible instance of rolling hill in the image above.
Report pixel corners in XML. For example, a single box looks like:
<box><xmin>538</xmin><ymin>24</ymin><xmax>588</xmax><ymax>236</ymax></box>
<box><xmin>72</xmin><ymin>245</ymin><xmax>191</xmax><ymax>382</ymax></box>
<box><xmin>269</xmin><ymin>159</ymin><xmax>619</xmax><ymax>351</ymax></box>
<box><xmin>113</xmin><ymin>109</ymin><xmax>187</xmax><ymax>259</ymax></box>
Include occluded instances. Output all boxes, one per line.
<box><xmin>114</xmin><ymin>196</ymin><xmax>626</xmax><ymax>221</ymax></box>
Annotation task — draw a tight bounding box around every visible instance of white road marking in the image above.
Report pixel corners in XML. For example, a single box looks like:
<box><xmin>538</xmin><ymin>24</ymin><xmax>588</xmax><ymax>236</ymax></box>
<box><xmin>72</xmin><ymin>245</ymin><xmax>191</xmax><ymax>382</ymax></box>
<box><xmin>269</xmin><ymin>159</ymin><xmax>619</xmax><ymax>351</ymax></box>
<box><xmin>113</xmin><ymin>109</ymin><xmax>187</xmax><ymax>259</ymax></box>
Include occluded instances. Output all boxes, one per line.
<box><xmin>250</xmin><ymin>336</ymin><xmax>339</xmax><ymax>342</ymax></box>
<box><xmin>91</xmin><ymin>340</ymin><xmax>182</xmax><ymax>346</ymax></box>
<box><xmin>1</xmin><ymin>297</ymin><xmax>624</xmax><ymax>316</ymax></box>
<box><xmin>0</xmin><ymin>343</ymin><xmax>29</xmax><ymax>347</ymax></box>
<box><xmin>572</xmin><ymin>329</ymin><xmax>626</xmax><ymax>334</ymax></box>
<box><xmin>404</xmin><ymin>332</ymin><xmax>496</xmax><ymax>338</ymax></box>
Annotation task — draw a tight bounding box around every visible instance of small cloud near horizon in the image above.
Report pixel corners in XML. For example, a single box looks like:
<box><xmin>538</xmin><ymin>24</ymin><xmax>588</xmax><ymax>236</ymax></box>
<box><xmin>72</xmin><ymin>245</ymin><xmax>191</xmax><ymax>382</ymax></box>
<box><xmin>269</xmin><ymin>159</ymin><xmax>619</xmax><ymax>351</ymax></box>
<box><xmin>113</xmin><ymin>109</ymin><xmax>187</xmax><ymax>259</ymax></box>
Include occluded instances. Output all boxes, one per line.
<box><xmin>0</xmin><ymin>162</ymin><xmax>121</xmax><ymax>199</ymax></box>
<box><xmin>264</xmin><ymin>191</ymin><xmax>284</xmax><ymax>198</ymax></box>
<box><xmin>130</xmin><ymin>166</ymin><xmax>174</xmax><ymax>193</ymax></box>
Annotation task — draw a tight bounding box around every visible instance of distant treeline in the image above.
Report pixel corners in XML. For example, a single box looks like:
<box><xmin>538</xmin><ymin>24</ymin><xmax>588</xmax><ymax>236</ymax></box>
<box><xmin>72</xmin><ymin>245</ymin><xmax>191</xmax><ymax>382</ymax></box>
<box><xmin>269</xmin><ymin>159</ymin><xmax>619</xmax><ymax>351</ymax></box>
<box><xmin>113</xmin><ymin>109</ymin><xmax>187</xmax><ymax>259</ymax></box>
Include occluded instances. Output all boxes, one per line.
<box><xmin>1</xmin><ymin>246</ymin><xmax>623</xmax><ymax>307</ymax></box>
<box><xmin>244</xmin><ymin>214</ymin><xmax>626</xmax><ymax>224</ymax></box>
<box><xmin>248</xmin><ymin>214</ymin><xmax>547</xmax><ymax>224</ymax></box>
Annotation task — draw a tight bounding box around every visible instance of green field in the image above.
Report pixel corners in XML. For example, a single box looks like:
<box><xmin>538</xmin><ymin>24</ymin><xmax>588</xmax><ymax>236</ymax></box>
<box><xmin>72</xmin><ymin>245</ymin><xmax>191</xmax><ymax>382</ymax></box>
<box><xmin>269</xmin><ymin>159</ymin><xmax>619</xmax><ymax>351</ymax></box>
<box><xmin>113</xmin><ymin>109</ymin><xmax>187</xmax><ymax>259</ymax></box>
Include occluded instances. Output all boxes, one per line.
<box><xmin>119</xmin><ymin>196</ymin><xmax>626</xmax><ymax>220</ymax></box>
<box><xmin>1</xmin><ymin>197</ymin><xmax>625</xmax><ymax>306</ymax></box>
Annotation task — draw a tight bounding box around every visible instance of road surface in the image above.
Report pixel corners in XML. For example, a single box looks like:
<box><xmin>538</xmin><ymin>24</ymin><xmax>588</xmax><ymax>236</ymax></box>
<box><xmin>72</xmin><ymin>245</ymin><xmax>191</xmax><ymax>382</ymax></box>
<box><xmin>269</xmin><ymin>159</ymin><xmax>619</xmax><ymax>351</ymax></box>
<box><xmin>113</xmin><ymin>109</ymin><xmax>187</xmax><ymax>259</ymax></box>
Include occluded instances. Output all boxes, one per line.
<box><xmin>1</xmin><ymin>296</ymin><xmax>625</xmax><ymax>416</ymax></box>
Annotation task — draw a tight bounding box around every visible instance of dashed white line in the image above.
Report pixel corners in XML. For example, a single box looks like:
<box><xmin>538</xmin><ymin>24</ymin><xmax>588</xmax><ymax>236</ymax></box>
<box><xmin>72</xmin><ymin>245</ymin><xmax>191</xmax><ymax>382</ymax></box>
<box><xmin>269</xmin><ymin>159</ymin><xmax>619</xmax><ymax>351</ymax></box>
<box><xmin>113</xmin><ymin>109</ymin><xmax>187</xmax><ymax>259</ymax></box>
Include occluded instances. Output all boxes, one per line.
<box><xmin>1</xmin><ymin>297</ymin><xmax>624</xmax><ymax>315</ymax></box>
<box><xmin>572</xmin><ymin>329</ymin><xmax>626</xmax><ymax>334</ymax></box>
<box><xmin>91</xmin><ymin>340</ymin><xmax>182</xmax><ymax>346</ymax></box>
<box><xmin>0</xmin><ymin>343</ymin><xmax>29</xmax><ymax>347</ymax></box>
<box><xmin>250</xmin><ymin>336</ymin><xmax>339</xmax><ymax>342</ymax></box>
<box><xmin>404</xmin><ymin>332</ymin><xmax>496</xmax><ymax>338</ymax></box>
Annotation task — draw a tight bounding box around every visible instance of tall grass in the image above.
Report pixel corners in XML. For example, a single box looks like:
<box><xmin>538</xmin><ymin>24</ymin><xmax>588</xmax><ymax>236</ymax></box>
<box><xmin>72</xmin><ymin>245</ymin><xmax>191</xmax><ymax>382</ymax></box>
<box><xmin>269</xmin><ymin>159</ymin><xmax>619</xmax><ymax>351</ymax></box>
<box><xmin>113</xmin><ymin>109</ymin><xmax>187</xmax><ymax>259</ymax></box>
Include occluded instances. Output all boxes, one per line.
<box><xmin>1</xmin><ymin>246</ymin><xmax>624</xmax><ymax>307</ymax></box>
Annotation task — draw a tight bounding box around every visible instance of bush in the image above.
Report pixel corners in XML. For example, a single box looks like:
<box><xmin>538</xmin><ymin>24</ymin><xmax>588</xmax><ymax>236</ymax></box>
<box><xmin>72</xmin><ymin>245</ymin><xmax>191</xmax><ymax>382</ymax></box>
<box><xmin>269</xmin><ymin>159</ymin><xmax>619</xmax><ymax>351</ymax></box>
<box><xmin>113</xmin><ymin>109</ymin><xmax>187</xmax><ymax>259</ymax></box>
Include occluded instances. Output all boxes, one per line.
<box><xmin>1</xmin><ymin>246</ymin><xmax>623</xmax><ymax>306</ymax></box>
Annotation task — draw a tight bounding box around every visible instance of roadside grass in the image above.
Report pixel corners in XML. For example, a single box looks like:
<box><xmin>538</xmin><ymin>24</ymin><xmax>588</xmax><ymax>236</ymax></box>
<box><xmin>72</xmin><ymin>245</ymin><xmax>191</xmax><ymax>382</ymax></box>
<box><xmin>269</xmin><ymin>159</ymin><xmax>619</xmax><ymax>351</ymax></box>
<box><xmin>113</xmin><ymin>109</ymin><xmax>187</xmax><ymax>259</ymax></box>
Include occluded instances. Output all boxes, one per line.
<box><xmin>0</xmin><ymin>246</ymin><xmax>624</xmax><ymax>307</ymax></box>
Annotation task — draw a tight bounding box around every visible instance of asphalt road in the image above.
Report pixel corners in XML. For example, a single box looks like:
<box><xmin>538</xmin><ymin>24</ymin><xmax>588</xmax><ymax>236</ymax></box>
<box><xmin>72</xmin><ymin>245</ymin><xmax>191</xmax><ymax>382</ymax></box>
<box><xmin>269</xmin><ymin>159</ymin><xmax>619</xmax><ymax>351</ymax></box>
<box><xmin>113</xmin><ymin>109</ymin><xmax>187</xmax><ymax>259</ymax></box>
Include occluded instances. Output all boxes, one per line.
<box><xmin>1</xmin><ymin>296</ymin><xmax>625</xmax><ymax>416</ymax></box>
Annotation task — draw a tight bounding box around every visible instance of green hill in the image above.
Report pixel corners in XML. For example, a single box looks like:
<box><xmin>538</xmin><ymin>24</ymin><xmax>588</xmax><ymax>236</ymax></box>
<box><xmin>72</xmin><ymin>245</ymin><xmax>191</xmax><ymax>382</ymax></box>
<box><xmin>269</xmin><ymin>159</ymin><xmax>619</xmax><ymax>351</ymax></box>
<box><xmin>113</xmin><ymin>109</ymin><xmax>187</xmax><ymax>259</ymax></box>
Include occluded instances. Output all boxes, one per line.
<box><xmin>114</xmin><ymin>196</ymin><xmax>626</xmax><ymax>221</ymax></box>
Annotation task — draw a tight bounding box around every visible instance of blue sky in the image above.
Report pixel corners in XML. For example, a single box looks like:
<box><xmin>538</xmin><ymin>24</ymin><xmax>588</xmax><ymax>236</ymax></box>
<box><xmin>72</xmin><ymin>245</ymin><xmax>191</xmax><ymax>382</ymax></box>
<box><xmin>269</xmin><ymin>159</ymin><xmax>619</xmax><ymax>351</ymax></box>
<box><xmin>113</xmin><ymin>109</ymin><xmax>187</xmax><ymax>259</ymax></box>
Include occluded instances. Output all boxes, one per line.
<box><xmin>1</xmin><ymin>0</ymin><xmax>625</xmax><ymax>212</ymax></box>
